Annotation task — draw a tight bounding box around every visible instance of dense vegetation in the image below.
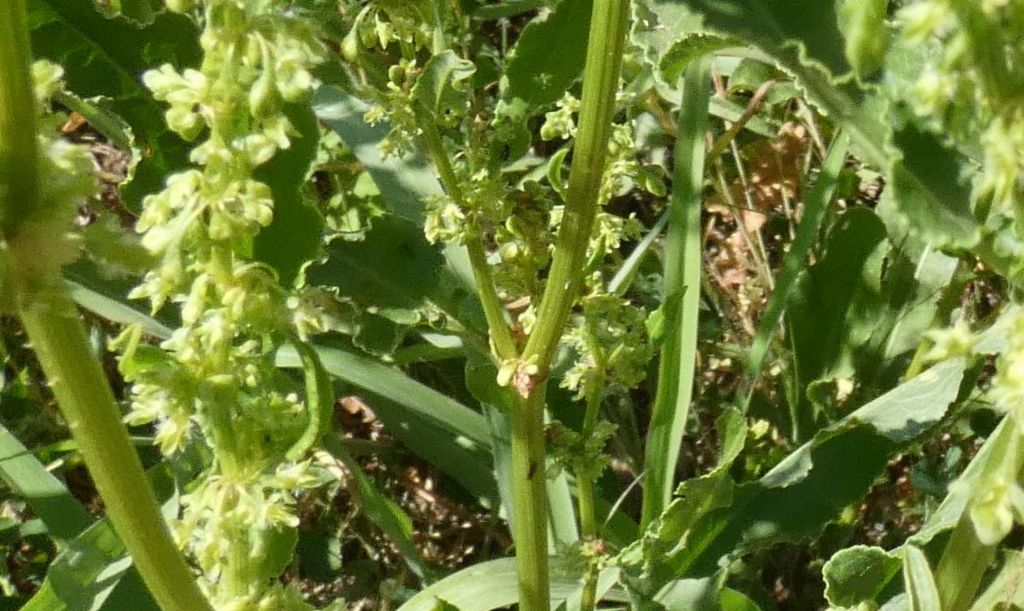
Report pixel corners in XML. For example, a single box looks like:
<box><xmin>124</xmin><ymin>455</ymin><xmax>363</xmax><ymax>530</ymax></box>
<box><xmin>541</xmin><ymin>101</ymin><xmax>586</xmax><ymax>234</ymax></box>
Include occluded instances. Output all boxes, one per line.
<box><xmin>1</xmin><ymin>0</ymin><xmax>1023</xmax><ymax>609</ymax></box>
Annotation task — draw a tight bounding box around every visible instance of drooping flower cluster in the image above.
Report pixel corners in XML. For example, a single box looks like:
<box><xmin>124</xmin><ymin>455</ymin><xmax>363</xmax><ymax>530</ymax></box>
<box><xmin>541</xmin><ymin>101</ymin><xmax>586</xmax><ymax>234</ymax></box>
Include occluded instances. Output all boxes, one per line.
<box><xmin>115</xmin><ymin>1</ymin><xmax>326</xmax><ymax>608</ymax></box>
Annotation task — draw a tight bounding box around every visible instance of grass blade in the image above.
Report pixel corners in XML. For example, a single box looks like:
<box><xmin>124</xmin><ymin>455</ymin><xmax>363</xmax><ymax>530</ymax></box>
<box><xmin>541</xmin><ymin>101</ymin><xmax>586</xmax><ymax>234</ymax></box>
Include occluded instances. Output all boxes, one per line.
<box><xmin>640</xmin><ymin>56</ymin><xmax>713</xmax><ymax>529</ymax></box>
<box><xmin>0</xmin><ymin>422</ymin><xmax>92</xmax><ymax>542</ymax></box>
<box><xmin>319</xmin><ymin>437</ymin><xmax>432</xmax><ymax>581</ymax></box>
<box><xmin>742</xmin><ymin>130</ymin><xmax>850</xmax><ymax>409</ymax></box>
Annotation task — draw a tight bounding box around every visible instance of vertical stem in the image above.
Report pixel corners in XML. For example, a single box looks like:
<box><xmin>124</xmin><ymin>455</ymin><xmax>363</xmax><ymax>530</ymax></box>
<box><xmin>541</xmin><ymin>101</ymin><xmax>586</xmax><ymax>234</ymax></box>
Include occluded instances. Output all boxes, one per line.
<box><xmin>511</xmin><ymin>2</ymin><xmax>630</xmax><ymax>608</ymax></box>
<box><xmin>0</xmin><ymin>0</ymin><xmax>40</xmax><ymax>237</ymax></box>
<box><xmin>0</xmin><ymin>4</ymin><xmax>211</xmax><ymax>609</ymax></box>
<box><xmin>519</xmin><ymin>0</ymin><xmax>631</xmax><ymax>368</ymax></box>
<box><xmin>578</xmin><ymin>324</ymin><xmax>606</xmax><ymax>611</ymax></box>
<box><xmin>511</xmin><ymin>389</ymin><xmax>550</xmax><ymax>611</ymax></box>
<box><xmin>640</xmin><ymin>57</ymin><xmax>712</xmax><ymax>529</ymax></box>
<box><xmin>11</xmin><ymin>285</ymin><xmax>212</xmax><ymax>611</ymax></box>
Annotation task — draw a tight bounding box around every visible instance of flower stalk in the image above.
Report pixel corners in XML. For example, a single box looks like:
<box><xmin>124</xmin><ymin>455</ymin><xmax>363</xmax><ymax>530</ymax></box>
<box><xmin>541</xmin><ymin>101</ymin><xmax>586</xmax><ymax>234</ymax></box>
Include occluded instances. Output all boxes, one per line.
<box><xmin>0</xmin><ymin>2</ymin><xmax>210</xmax><ymax>609</ymax></box>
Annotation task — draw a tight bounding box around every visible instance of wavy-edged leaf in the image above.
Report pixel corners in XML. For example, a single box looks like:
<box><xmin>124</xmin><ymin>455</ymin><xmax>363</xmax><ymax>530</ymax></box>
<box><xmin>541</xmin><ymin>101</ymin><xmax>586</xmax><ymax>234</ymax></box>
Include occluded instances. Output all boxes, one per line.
<box><xmin>28</xmin><ymin>0</ymin><xmax>200</xmax><ymax>208</ymax></box>
<box><xmin>823</xmin><ymin>546</ymin><xmax>901</xmax><ymax>608</ymax></box>
<box><xmin>631</xmin><ymin>358</ymin><xmax>965</xmax><ymax>590</ymax></box>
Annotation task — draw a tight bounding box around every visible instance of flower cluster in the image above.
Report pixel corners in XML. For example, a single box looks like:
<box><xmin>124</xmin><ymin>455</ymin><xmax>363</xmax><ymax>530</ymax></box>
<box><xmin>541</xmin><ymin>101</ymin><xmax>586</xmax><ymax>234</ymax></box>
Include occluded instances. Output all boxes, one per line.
<box><xmin>117</xmin><ymin>1</ymin><xmax>326</xmax><ymax>607</ymax></box>
<box><xmin>897</xmin><ymin>1</ymin><xmax>1024</xmax><ymax>236</ymax></box>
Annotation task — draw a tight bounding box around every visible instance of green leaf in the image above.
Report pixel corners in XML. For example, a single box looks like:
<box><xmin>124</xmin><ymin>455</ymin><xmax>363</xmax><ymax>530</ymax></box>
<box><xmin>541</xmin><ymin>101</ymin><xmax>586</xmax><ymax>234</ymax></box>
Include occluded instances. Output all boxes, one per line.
<box><xmin>641</xmin><ymin>55</ymin><xmax>712</xmax><ymax>528</ymax></box>
<box><xmin>253</xmin><ymin>103</ymin><xmax>324</xmax><ymax>287</ymax></box>
<box><xmin>313</xmin><ymin>85</ymin><xmax>442</xmax><ymax>224</ymax></box>
<box><xmin>881</xmin><ymin>123</ymin><xmax>979</xmax><ymax>249</ymax></box>
<box><xmin>312</xmin><ymin>85</ymin><xmax>479</xmax><ymax>302</ymax></box>
<box><xmin>397</xmin><ymin>557</ymin><xmax>626</xmax><ymax>611</ymax></box>
<box><xmin>411</xmin><ymin>50</ymin><xmax>476</xmax><ymax>116</ymax></box>
<box><xmin>631</xmin><ymin>358</ymin><xmax>965</xmax><ymax>589</ymax></box>
<box><xmin>902</xmin><ymin>546</ymin><xmax>941</xmax><ymax>611</ymax></box>
<box><xmin>0</xmin><ymin>422</ymin><xmax>92</xmax><ymax>542</ymax></box>
<box><xmin>306</xmin><ymin>215</ymin><xmax>481</xmax><ymax>333</ymax></box>
<box><xmin>680</xmin><ymin>0</ymin><xmax>854</xmax><ymax>82</ymax></box>
<box><xmin>503</xmin><ymin>0</ymin><xmax>593</xmax><ymax>108</ymax></box>
<box><xmin>823</xmin><ymin>546</ymin><xmax>901</xmax><ymax>608</ymax></box>
<box><xmin>785</xmin><ymin>207</ymin><xmax>888</xmax><ymax>439</ymax></box>
<box><xmin>322</xmin><ymin>436</ymin><xmax>432</xmax><ymax>580</ymax></box>
<box><xmin>28</xmin><ymin>0</ymin><xmax>201</xmax><ymax>209</ymax></box>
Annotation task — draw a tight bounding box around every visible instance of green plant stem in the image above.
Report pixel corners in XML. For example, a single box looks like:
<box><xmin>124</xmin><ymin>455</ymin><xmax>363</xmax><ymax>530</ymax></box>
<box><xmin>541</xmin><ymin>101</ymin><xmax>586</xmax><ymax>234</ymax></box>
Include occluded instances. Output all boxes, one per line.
<box><xmin>510</xmin><ymin>389</ymin><xmax>549</xmax><ymax>611</ymax></box>
<box><xmin>578</xmin><ymin>324</ymin><xmax>606</xmax><ymax>611</ymax></box>
<box><xmin>1</xmin><ymin>5</ymin><xmax>210</xmax><ymax>607</ymax></box>
<box><xmin>416</xmin><ymin>111</ymin><xmax>518</xmax><ymax>360</ymax></box>
<box><xmin>508</xmin><ymin>2</ymin><xmax>629</xmax><ymax>608</ymax></box>
<box><xmin>0</xmin><ymin>0</ymin><xmax>40</xmax><ymax>237</ymax></box>
<box><xmin>9</xmin><ymin>278</ymin><xmax>212</xmax><ymax>611</ymax></box>
<box><xmin>519</xmin><ymin>0</ymin><xmax>631</xmax><ymax>369</ymax></box>
<box><xmin>640</xmin><ymin>56</ymin><xmax>712</xmax><ymax>529</ymax></box>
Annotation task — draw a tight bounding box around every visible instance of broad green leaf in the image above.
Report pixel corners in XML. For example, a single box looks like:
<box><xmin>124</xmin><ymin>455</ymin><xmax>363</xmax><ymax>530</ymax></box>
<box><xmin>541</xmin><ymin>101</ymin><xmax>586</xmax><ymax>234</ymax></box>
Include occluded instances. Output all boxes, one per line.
<box><xmin>253</xmin><ymin>103</ymin><xmax>324</xmax><ymax>287</ymax></box>
<box><xmin>881</xmin><ymin>123</ymin><xmax>979</xmax><ymax>249</ymax></box>
<box><xmin>28</xmin><ymin>0</ymin><xmax>201</xmax><ymax>208</ymax></box>
<box><xmin>630</xmin><ymin>358</ymin><xmax>965</xmax><ymax>590</ymax></box>
<box><xmin>397</xmin><ymin>557</ymin><xmax>626</xmax><ymax>611</ymax></box>
<box><xmin>823</xmin><ymin>546</ymin><xmax>901</xmax><ymax>608</ymax></box>
<box><xmin>311</xmin><ymin>85</ymin><xmax>478</xmax><ymax>294</ymax></box>
<box><xmin>313</xmin><ymin>85</ymin><xmax>442</xmax><ymax>224</ymax></box>
<box><xmin>786</xmin><ymin>207</ymin><xmax>888</xmax><ymax>439</ymax></box>
<box><xmin>503</xmin><ymin>0</ymin><xmax>592</xmax><ymax>108</ymax></box>
<box><xmin>0</xmin><ymin>422</ymin><xmax>91</xmax><ymax>542</ymax></box>
<box><xmin>306</xmin><ymin>216</ymin><xmax>482</xmax><ymax>334</ymax></box>
<box><xmin>902</xmin><ymin>546</ymin><xmax>941</xmax><ymax>611</ymax></box>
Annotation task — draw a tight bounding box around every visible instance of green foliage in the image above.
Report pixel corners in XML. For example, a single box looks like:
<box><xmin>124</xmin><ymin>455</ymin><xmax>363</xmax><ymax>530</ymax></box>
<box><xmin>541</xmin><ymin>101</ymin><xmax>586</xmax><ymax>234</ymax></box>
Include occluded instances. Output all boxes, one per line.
<box><xmin>6</xmin><ymin>0</ymin><xmax>1024</xmax><ymax>609</ymax></box>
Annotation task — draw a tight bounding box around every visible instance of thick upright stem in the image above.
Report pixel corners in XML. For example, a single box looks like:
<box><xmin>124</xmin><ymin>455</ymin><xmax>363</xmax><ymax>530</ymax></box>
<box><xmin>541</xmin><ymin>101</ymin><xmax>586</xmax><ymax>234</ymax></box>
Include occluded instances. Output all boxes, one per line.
<box><xmin>11</xmin><ymin>279</ymin><xmax>212</xmax><ymax>611</ymax></box>
<box><xmin>511</xmin><ymin>389</ymin><xmax>550</xmax><ymax>611</ymax></box>
<box><xmin>511</xmin><ymin>3</ymin><xmax>630</xmax><ymax>608</ymax></box>
<box><xmin>0</xmin><ymin>4</ymin><xmax>211</xmax><ymax>608</ymax></box>
<box><xmin>519</xmin><ymin>0</ymin><xmax>631</xmax><ymax>369</ymax></box>
<box><xmin>0</xmin><ymin>0</ymin><xmax>40</xmax><ymax>237</ymax></box>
